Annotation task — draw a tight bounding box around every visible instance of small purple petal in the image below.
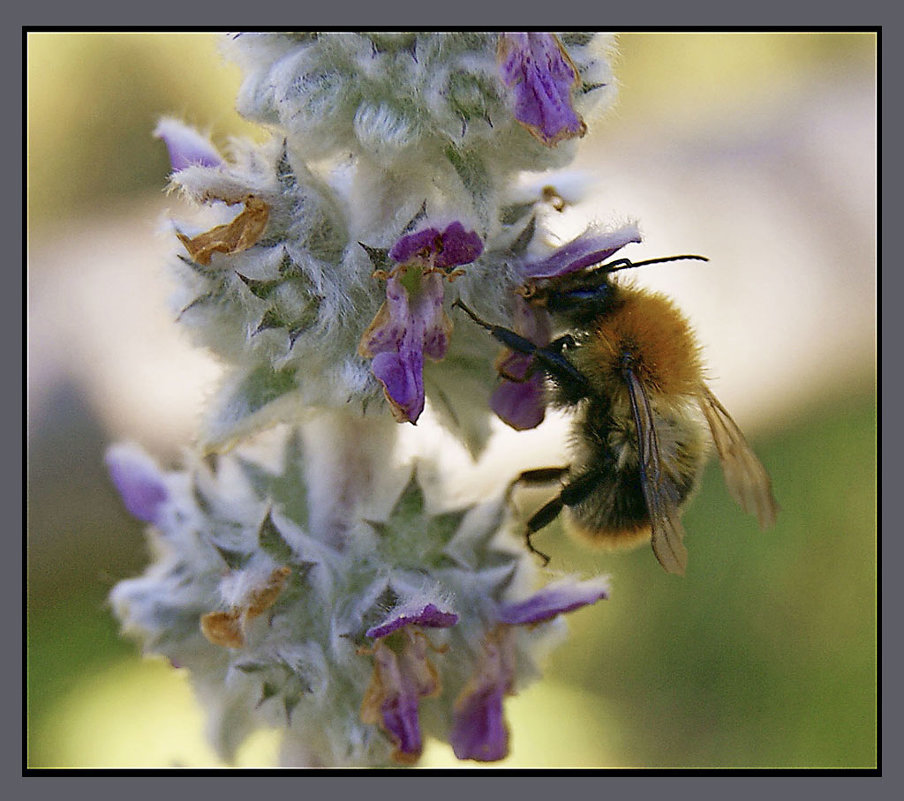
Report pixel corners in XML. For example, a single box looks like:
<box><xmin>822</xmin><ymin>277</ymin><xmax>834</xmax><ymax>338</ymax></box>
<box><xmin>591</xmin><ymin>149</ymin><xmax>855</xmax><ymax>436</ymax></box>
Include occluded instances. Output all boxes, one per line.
<box><xmin>361</xmin><ymin>632</ymin><xmax>441</xmax><ymax>763</ymax></box>
<box><xmin>450</xmin><ymin>682</ymin><xmax>509</xmax><ymax>762</ymax></box>
<box><xmin>380</xmin><ymin>694</ymin><xmax>422</xmax><ymax>759</ymax></box>
<box><xmin>368</xmin><ymin>641</ymin><xmax>425</xmax><ymax>762</ymax></box>
<box><xmin>359</xmin><ymin>278</ymin><xmax>409</xmax><ymax>357</ymax></box>
<box><xmin>416</xmin><ymin>272</ymin><xmax>452</xmax><ymax>361</ymax></box>
<box><xmin>367</xmin><ymin>603</ymin><xmax>459</xmax><ymax>639</ymax></box>
<box><xmin>105</xmin><ymin>443</ymin><xmax>169</xmax><ymax>525</ymax></box>
<box><xmin>390</xmin><ymin>227</ymin><xmax>442</xmax><ymax>263</ymax></box>
<box><xmin>372</xmin><ymin>347</ymin><xmax>425</xmax><ymax>424</ymax></box>
<box><xmin>450</xmin><ymin>628</ymin><xmax>515</xmax><ymax>762</ymax></box>
<box><xmin>495</xmin><ymin>577</ymin><xmax>609</xmax><ymax>626</ymax></box>
<box><xmin>153</xmin><ymin>118</ymin><xmax>223</xmax><ymax>172</ymax></box>
<box><xmin>491</xmin><ymin>367</ymin><xmax>546</xmax><ymax>431</ymax></box>
<box><xmin>389</xmin><ymin>223</ymin><xmax>483</xmax><ymax>269</ymax></box>
<box><xmin>519</xmin><ymin>224</ymin><xmax>642</xmax><ymax>281</ymax></box>
<box><xmin>498</xmin><ymin>33</ymin><xmax>585</xmax><ymax>146</ymax></box>
<box><xmin>491</xmin><ymin>296</ymin><xmax>551</xmax><ymax>430</ymax></box>
<box><xmin>434</xmin><ymin>222</ymin><xmax>484</xmax><ymax>270</ymax></box>
<box><xmin>362</xmin><ymin>272</ymin><xmax>453</xmax><ymax>424</ymax></box>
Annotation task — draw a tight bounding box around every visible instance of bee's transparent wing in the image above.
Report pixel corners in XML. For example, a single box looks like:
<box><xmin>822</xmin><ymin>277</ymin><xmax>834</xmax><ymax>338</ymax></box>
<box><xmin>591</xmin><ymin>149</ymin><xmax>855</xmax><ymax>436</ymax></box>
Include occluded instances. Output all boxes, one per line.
<box><xmin>699</xmin><ymin>385</ymin><xmax>779</xmax><ymax>529</ymax></box>
<box><xmin>625</xmin><ymin>369</ymin><xmax>688</xmax><ymax>575</ymax></box>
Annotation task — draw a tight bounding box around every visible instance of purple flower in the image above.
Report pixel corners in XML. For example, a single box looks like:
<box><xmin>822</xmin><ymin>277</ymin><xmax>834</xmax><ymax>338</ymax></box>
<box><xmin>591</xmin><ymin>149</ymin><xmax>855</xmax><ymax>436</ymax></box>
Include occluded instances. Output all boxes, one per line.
<box><xmin>490</xmin><ymin>295</ymin><xmax>552</xmax><ymax>430</ymax></box>
<box><xmin>361</xmin><ymin>604</ymin><xmax>458</xmax><ymax>764</ymax></box>
<box><xmin>450</xmin><ymin>578</ymin><xmax>608</xmax><ymax>762</ymax></box>
<box><xmin>105</xmin><ymin>443</ymin><xmax>169</xmax><ymax>525</ymax></box>
<box><xmin>497</xmin><ymin>33</ymin><xmax>586</xmax><ymax>147</ymax></box>
<box><xmin>154</xmin><ymin>118</ymin><xmax>223</xmax><ymax>172</ymax></box>
<box><xmin>359</xmin><ymin>223</ymin><xmax>483</xmax><ymax>424</ymax></box>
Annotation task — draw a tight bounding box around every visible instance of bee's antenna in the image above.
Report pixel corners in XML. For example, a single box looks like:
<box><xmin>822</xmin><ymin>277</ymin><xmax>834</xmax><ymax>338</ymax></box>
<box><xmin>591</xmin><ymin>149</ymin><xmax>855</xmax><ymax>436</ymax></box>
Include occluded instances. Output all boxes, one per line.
<box><xmin>606</xmin><ymin>254</ymin><xmax>709</xmax><ymax>273</ymax></box>
<box><xmin>451</xmin><ymin>299</ymin><xmax>493</xmax><ymax>331</ymax></box>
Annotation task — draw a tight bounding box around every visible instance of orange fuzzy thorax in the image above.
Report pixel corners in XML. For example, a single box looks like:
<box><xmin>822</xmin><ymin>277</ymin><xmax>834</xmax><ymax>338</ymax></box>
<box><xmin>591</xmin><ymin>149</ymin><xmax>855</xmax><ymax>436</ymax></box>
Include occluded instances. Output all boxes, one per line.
<box><xmin>578</xmin><ymin>287</ymin><xmax>704</xmax><ymax>398</ymax></box>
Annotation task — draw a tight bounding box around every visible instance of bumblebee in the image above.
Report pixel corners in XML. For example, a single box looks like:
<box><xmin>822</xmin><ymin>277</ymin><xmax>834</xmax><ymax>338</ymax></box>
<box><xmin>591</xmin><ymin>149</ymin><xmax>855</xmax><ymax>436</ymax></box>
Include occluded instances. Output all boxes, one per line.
<box><xmin>454</xmin><ymin>254</ymin><xmax>778</xmax><ymax>575</ymax></box>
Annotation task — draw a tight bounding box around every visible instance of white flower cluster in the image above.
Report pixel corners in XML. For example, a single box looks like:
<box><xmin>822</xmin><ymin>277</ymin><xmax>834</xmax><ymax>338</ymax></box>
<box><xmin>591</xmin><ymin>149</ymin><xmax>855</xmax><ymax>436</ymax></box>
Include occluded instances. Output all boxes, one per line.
<box><xmin>109</xmin><ymin>424</ymin><xmax>608</xmax><ymax>765</ymax></box>
<box><xmin>161</xmin><ymin>32</ymin><xmax>617</xmax><ymax>451</ymax></box>
<box><xmin>112</xmin><ymin>32</ymin><xmax>620</xmax><ymax>767</ymax></box>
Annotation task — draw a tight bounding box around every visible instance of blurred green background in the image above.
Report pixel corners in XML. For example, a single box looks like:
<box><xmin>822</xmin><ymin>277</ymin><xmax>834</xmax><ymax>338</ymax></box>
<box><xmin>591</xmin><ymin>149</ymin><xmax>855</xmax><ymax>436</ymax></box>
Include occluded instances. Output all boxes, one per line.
<box><xmin>26</xmin><ymin>32</ymin><xmax>876</xmax><ymax>769</ymax></box>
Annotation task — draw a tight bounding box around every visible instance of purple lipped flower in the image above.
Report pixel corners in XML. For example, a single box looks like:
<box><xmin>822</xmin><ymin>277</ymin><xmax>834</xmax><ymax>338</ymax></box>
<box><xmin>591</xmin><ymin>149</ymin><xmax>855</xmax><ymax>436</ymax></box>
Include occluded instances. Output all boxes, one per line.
<box><xmin>361</xmin><ymin>603</ymin><xmax>458</xmax><ymax>763</ymax></box>
<box><xmin>154</xmin><ymin>118</ymin><xmax>224</xmax><ymax>172</ymax></box>
<box><xmin>451</xmin><ymin>577</ymin><xmax>608</xmax><ymax>762</ymax></box>
<box><xmin>359</xmin><ymin>222</ymin><xmax>483</xmax><ymax>424</ymax></box>
<box><xmin>105</xmin><ymin>443</ymin><xmax>169</xmax><ymax>526</ymax></box>
<box><xmin>497</xmin><ymin>33</ymin><xmax>586</xmax><ymax>147</ymax></box>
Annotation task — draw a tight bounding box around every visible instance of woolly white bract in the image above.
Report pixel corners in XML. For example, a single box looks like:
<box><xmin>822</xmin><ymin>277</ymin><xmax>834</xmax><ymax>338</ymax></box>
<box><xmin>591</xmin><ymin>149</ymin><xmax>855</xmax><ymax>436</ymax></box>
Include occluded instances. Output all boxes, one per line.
<box><xmin>111</xmin><ymin>31</ymin><xmax>619</xmax><ymax>767</ymax></box>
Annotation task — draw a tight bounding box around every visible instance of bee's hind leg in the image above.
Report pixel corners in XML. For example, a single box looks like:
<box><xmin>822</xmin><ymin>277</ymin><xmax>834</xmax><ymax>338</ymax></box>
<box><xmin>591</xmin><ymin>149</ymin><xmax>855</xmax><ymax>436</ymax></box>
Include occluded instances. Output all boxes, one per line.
<box><xmin>517</xmin><ymin>469</ymin><xmax>602</xmax><ymax>566</ymax></box>
<box><xmin>505</xmin><ymin>467</ymin><xmax>569</xmax><ymax>565</ymax></box>
<box><xmin>510</xmin><ymin>466</ymin><xmax>570</xmax><ymax>490</ymax></box>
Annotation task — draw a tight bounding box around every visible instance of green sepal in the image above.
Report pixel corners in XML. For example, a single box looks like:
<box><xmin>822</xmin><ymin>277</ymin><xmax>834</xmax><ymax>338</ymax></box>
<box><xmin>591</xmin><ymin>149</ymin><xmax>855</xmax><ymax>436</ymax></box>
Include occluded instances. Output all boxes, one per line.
<box><xmin>258</xmin><ymin>508</ymin><xmax>296</xmax><ymax>563</ymax></box>
<box><xmin>200</xmin><ymin>364</ymin><xmax>300</xmax><ymax>452</ymax></box>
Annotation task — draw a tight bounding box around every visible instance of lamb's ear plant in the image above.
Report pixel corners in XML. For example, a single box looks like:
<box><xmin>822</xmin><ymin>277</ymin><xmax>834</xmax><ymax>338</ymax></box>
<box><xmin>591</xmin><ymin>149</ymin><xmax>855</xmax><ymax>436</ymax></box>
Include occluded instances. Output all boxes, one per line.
<box><xmin>109</xmin><ymin>32</ymin><xmax>627</xmax><ymax>767</ymax></box>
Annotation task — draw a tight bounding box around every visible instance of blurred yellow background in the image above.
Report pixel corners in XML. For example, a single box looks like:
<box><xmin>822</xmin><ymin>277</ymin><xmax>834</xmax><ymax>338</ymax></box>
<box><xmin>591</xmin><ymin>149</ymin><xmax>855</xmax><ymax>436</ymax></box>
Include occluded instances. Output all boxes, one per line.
<box><xmin>26</xmin><ymin>32</ymin><xmax>876</xmax><ymax>769</ymax></box>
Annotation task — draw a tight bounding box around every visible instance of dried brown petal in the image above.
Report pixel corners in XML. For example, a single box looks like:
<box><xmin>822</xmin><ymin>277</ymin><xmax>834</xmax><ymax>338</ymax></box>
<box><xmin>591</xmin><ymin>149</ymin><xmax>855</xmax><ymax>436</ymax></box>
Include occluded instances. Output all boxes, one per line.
<box><xmin>177</xmin><ymin>195</ymin><xmax>270</xmax><ymax>265</ymax></box>
<box><xmin>200</xmin><ymin>610</ymin><xmax>245</xmax><ymax>648</ymax></box>
<box><xmin>200</xmin><ymin>566</ymin><xmax>291</xmax><ymax>648</ymax></box>
<box><xmin>245</xmin><ymin>566</ymin><xmax>292</xmax><ymax>619</ymax></box>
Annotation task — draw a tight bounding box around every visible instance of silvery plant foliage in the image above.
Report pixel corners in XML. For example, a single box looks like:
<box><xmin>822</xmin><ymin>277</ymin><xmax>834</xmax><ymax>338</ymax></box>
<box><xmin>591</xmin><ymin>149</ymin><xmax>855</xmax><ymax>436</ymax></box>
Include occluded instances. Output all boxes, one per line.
<box><xmin>109</xmin><ymin>32</ymin><xmax>631</xmax><ymax>767</ymax></box>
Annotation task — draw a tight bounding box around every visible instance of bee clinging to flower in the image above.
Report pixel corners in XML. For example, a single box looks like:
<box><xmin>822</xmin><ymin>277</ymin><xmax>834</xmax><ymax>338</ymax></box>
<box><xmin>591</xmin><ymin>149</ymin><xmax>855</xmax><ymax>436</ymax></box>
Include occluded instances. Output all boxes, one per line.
<box><xmin>455</xmin><ymin>246</ymin><xmax>779</xmax><ymax>575</ymax></box>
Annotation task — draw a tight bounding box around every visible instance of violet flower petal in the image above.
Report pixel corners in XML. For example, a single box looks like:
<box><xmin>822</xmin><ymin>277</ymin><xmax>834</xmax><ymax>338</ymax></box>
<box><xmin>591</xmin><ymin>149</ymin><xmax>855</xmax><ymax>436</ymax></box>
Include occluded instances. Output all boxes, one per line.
<box><xmin>450</xmin><ymin>682</ymin><xmax>509</xmax><ymax>762</ymax></box>
<box><xmin>490</xmin><ymin>365</ymin><xmax>546</xmax><ymax>431</ymax></box>
<box><xmin>389</xmin><ymin>227</ymin><xmax>442</xmax><ymax>263</ymax></box>
<box><xmin>153</xmin><ymin>118</ymin><xmax>223</xmax><ymax>172</ymax></box>
<box><xmin>498</xmin><ymin>33</ymin><xmax>585</xmax><ymax>146</ymax></box>
<box><xmin>358</xmin><ymin>277</ymin><xmax>409</xmax><ymax>358</ymax></box>
<box><xmin>362</xmin><ymin>640</ymin><xmax>425</xmax><ymax>762</ymax></box>
<box><xmin>491</xmin><ymin>295</ymin><xmax>552</xmax><ymax>430</ymax></box>
<box><xmin>366</xmin><ymin>603</ymin><xmax>459</xmax><ymax>639</ymax></box>
<box><xmin>519</xmin><ymin>224</ymin><xmax>642</xmax><ymax>281</ymax></box>
<box><xmin>416</xmin><ymin>272</ymin><xmax>452</xmax><ymax>361</ymax></box>
<box><xmin>450</xmin><ymin>627</ymin><xmax>515</xmax><ymax>762</ymax></box>
<box><xmin>372</xmin><ymin>347</ymin><xmax>425</xmax><ymax>424</ymax></box>
<box><xmin>362</xmin><ymin>272</ymin><xmax>452</xmax><ymax>424</ymax></box>
<box><xmin>105</xmin><ymin>443</ymin><xmax>169</xmax><ymax>525</ymax></box>
<box><xmin>389</xmin><ymin>222</ymin><xmax>483</xmax><ymax>269</ymax></box>
<box><xmin>362</xmin><ymin>224</ymin><xmax>478</xmax><ymax>424</ymax></box>
<box><xmin>434</xmin><ymin>222</ymin><xmax>484</xmax><ymax>270</ymax></box>
<box><xmin>361</xmin><ymin>632</ymin><xmax>442</xmax><ymax>763</ymax></box>
<box><xmin>495</xmin><ymin>577</ymin><xmax>610</xmax><ymax>626</ymax></box>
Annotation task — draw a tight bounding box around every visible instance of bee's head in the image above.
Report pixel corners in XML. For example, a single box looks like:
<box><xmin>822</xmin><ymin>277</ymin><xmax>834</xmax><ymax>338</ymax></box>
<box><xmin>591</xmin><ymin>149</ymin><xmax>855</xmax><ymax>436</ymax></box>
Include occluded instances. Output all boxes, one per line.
<box><xmin>523</xmin><ymin>253</ymin><xmax>709</xmax><ymax>325</ymax></box>
<box><xmin>524</xmin><ymin>268</ymin><xmax>620</xmax><ymax>324</ymax></box>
